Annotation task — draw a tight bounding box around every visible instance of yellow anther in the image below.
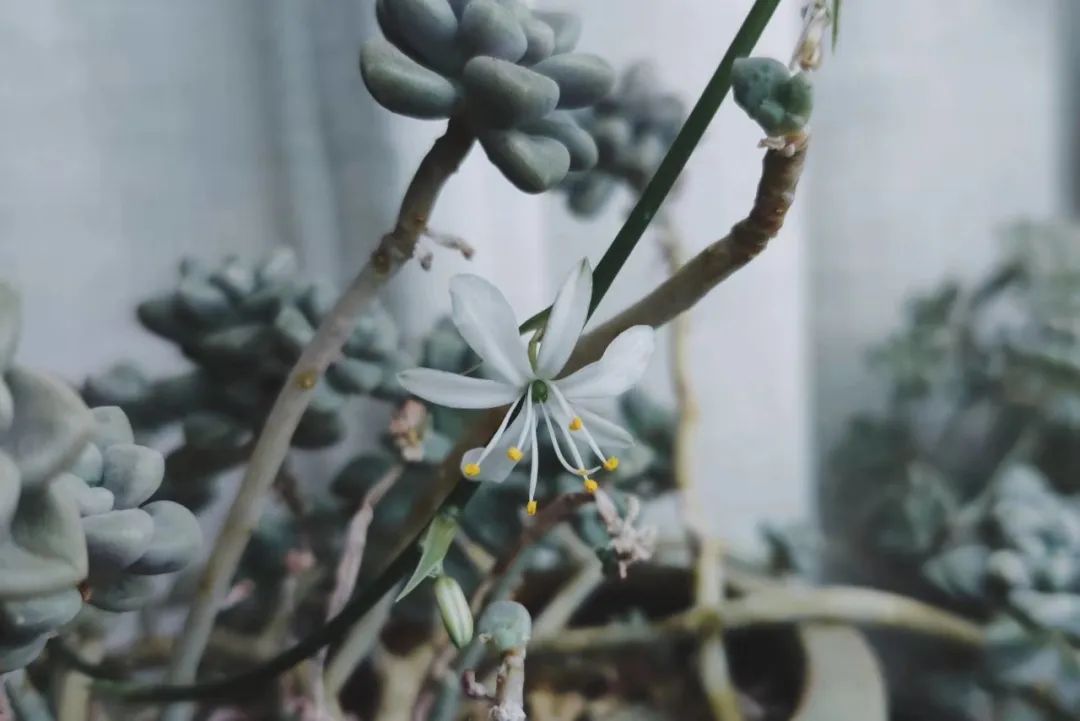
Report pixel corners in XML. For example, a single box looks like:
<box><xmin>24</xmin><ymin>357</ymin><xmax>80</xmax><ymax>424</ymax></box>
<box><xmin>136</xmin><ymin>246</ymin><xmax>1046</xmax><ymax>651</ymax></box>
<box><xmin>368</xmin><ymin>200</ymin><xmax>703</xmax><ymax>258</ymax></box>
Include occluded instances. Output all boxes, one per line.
<box><xmin>569</xmin><ymin>417</ymin><xmax>583</xmax><ymax>431</ymax></box>
<box><xmin>603</xmin><ymin>457</ymin><xmax>619</xmax><ymax>471</ymax></box>
<box><xmin>583</xmin><ymin>478</ymin><xmax>598</xmax><ymax>493</ymax></box>
<box><xmin>526</xmin><ymin>500</ymin><xmax>538</xmax><ymax>516</ymax></box>
<box><xmin>463</xmin><ymin>463</ymin><xmax>481</xmax><ymax>478</ymax></box>
<box><xmin>507</xmin><ymin>447</ymin><xmax>523</xmax><ymax>462</ymax></box>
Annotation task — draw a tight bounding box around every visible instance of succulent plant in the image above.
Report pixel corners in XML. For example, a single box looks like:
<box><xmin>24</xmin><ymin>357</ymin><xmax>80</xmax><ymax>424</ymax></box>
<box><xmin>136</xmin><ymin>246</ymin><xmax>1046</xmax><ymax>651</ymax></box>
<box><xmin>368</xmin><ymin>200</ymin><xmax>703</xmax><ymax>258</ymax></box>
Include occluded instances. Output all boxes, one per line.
<box><xmin>0</xmin><ymin>283</ymin><xmax>200</xmax><ymax>672</ymax></box>
<box><xmin>84</xmin><ymin>248</ymin><xmax>410</xmax><ymax>509</ymax></box>
<box><xmin>822</xmin><ymin>222</ymin><xmax>1080</xmax><ymax>719</ymax></box>
<box><xmin>477</xmin><ymin>599</ymin><xmax>531</xmax><ymax>653</ymax></box>
<box><xmin>731</xmin><ymin>57</ymin><xmax>813</xmax><ymax>137</ymax></box>
<box><xmin>561</xmin><ymin>63</ymin><xmax>686</xmax><ymax>217</ymax></box>
<box><xmin>361</xmin><ymin>0</ymin><xmax>615</xmax><ymax>192</ymax></box>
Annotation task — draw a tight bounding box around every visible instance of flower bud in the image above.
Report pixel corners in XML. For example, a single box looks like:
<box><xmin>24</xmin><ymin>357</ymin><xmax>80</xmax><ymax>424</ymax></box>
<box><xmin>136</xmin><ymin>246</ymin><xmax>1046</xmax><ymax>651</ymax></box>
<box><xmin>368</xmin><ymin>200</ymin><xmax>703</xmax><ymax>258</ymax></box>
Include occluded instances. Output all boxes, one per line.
<box><xmin>434</xmin><ymin>575</ymin><xmax>474</xmax><ymax>649</ymax></box>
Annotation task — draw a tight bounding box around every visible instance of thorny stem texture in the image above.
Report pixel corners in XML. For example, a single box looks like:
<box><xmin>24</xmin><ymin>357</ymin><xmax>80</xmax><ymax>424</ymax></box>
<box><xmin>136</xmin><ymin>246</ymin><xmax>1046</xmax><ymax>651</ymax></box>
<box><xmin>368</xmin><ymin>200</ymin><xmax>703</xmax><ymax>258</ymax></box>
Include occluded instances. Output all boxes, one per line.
<box><xmin>160</xmin><ymin>119</ymin><xmax>474</xmax><ymax>711</ymax></box>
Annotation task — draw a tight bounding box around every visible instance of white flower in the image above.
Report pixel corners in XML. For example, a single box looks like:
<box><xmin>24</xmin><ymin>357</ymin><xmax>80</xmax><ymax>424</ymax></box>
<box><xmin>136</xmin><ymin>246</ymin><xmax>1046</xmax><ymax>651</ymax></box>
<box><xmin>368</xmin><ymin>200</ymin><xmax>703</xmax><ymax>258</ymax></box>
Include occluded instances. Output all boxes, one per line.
<box><xmin>398</xmin><ymin>259</ymin><xmax>655</xmax><ymax>515</ymax></box>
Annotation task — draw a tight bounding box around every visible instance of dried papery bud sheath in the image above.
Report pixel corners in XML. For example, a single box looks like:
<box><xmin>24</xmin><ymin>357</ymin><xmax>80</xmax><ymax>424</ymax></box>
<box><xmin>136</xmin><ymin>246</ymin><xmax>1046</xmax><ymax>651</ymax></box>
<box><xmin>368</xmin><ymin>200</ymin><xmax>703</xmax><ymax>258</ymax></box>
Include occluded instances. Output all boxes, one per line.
<box><xmin>361</xmin><ymin>0</ymin><xmax>615</xmax><ymax>193</ymax></box>
<box><xmin>434</xmin><ymin>574</ymin><xmax>474</xmax><ymax>648</ymax></box>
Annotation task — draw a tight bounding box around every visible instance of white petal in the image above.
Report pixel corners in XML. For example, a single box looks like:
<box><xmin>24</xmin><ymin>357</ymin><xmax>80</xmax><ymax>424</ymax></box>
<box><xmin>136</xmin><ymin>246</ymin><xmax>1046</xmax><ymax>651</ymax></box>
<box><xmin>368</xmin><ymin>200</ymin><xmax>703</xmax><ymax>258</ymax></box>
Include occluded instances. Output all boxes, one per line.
<box><xmin>535</xmin><ymin>259</ymin><xmax>592</xmax><ymax>378</ymax></box>
<box><xmin>398</xmin><ymin>368</ymin><xmax>519</xmax><ymax>409</ymax></box>
<box><xmin>554</xmin><ymin>325</ymin><xmax>655</xmax><ymax>400</ymax></box>
<box><xmin>577</xmin><ymin>407</ymin><xmax>634</xmax><ymax>449</ymax></box>
<box><xmin>450</xmin><ymin>274</ymin><xmax>533</xmax><ymax>385</ymax></box>
<box><xmin>461</xmin><ymin>409</ymin><xmax>533</xmax><ymax>482</ymax></box>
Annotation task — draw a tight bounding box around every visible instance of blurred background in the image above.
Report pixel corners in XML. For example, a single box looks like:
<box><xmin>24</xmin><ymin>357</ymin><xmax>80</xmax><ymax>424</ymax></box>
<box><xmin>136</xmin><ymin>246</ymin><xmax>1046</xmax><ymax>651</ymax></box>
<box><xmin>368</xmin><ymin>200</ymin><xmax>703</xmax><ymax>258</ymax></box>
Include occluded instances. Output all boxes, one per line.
<box><xmin>3</xmin><ymin>1</ymin><xmax>1080</xmax><ymax>720</ymax></box>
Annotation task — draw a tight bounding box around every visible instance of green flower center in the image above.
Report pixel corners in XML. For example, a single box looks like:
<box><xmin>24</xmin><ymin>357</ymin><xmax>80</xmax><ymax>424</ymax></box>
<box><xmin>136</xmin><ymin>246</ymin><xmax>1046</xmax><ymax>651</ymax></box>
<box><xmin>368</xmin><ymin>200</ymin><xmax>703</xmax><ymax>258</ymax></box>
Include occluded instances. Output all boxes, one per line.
<box><xmin>530</xmin><ymin>380</ymin><xmax>549</xmax><ymax>403</ymax></box>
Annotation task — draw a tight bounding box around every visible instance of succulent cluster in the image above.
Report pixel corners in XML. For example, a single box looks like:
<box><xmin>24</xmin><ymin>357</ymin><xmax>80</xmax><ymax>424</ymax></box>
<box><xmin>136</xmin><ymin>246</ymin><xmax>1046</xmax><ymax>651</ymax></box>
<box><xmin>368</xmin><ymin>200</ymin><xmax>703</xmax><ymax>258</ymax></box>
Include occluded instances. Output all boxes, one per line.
<box><xmin>561</xmin><ymin>63</ymin><xmax>686</xmax><ymax>217</ymax></box>
<box><xmin>823</xmin><ymin>222</ymin><xmax>1080</xmax><ymax>718</ymax></box>
<box><xmin>731</xmin><ymin>57</ymin><xmax>813</xmax><ymax>138</ymax></box>
<box><xmin>0</xmin><ymin>283</ymin><xmax>200</xmax><ymax>672</ymax></box>
<box><xmin>84</xmin><ymin>248</ymin><xmax>408</xmax><ymax>509</ymax></box>
<box><xmin>361</xmin><ymin>0</ymin><xmax>615</xmax><ymax>192</ymax></box>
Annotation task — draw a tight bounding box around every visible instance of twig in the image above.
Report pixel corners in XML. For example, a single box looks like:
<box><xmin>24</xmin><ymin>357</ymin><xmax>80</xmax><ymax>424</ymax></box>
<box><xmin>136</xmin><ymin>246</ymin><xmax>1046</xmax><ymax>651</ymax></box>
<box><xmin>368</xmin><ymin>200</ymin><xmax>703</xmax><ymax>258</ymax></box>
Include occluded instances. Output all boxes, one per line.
<box><xmin>414</xmin><ymin>493</ymin><xmax>594</xmax><ymax>721</ymax></box>
<box><xmin>57</xmin><ymin>632</ymin><xmax>105</xmax><ymax>721</ymax></box>
<box><xmin>472</xmin><ymin>493</ymin><xmax>595</xmax><ymax>609</ymax></box>
<box><xmin>160</xmin><ymin>119</ymin><xmax>474</xmax><ymax>712</ymax></box>
<box><xmin>489</xmin><ymin>649</ymin><xmax>527</xmax><ymax>721</ymax></box>
<box><xmin>567</xmin><ymin>144</ymin><xmax>808</xmax><ymax>373</ymax></box>
<box><xmin>529</xmin><ymin>585</ymin><xmax>984</xmax><ymax>656</ymax></box>
<box><xmin>658</xmin><ymin>212</ymin><xmax>741</xmax><ymax>721</ymax></box>
<box><xmin>313</xmin><ymin>465</ymin><xmax>404</xmax><ymax>716</ymax></box>
<box><xmin>531</xmin><ymin>562</ymin><xmax>603</xmax><ymax>638</ymax></box>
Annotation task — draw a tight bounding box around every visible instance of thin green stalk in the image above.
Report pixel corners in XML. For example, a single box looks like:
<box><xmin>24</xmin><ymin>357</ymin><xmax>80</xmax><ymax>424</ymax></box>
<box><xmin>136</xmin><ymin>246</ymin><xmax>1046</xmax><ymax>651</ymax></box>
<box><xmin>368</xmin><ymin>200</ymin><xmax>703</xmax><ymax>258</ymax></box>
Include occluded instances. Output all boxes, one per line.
<box><xmin>521</xmin><ymin>0</ymin><xmax>783</xmax><ymax>332</ymax></box>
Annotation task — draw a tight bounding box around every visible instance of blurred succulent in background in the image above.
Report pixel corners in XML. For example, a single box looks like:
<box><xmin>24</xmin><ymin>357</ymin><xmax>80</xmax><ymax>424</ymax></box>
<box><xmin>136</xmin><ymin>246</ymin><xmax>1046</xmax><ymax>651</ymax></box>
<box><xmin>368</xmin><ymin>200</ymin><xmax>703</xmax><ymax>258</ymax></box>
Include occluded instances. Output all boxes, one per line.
<box><xmin>560</xmin><ymin>62</ymin><xmax>686</xmax><ymax>217</ymax></box>
<box><xmin>84</xmin><ymin>248</ymin><xmax>408</xmax><ymax>510</ymax></box>
<box><xmin>0</xmin><ymin>283</ymin><xmax>200</xmax><ymax>672</ymax></box>
<box><xmin>822</xmin><ymin>221</ymin><xmax>1080</xmax><ymax>718</ymax></box>
<box><xmin>361</xmin><ymin>0</ymin><xmax>614</xmax><ymax>192</ymax></box>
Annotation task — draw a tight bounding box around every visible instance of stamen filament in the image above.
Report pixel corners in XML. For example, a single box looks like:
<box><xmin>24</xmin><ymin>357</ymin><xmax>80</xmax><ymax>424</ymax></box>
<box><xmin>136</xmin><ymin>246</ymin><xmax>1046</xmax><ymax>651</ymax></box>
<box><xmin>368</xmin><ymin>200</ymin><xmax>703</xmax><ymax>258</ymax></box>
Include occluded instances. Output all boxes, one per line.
<box><xmin>540</xmin><ymin>403</ymin><xmax>581</xmax><ymax>476</ymax></box>
<box><xmin>547</xmin><ymin>384</ymin><xmax>614</xmax><ymax>470</ymax></box>
<box><xmin>527</xmin><ymin>407</ymin><xmax>540</xmax><ymax>510</ymax></box>
<box><xmin>509</xmin><ymin>392</ymin><xmax>534</xmax><ymax>458</ymax></box>
<box><xmin>477</xmin><ymin>394</ymin><xmax>523</xmax><ymax>465</ymax></box>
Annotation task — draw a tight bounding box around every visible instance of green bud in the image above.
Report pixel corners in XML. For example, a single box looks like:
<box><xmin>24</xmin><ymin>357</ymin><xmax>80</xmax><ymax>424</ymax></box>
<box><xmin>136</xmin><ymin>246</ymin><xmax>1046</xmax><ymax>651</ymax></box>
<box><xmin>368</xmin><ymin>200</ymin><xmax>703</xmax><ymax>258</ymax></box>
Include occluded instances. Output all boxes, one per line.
<box><xmin>731</xmin><ymin>57</ymin><xmax>813</xmax><ymax>137</ymax></box>
<box><xmin>434</xmin><ymin>575</ymin><xmax>474</xmax><ymax>649</ymax></box>
<box><xmin>477</xmin><ymin>600</ymin><xmax>532</xmax><ymax>653</ymax></box>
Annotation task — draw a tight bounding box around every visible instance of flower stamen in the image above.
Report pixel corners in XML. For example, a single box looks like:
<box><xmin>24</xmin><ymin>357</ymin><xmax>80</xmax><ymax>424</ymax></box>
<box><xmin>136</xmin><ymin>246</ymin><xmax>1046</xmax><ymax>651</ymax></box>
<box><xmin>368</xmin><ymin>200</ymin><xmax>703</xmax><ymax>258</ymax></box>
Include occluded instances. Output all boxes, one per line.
<box><xmin>464</xmin><ymin>463</ymin><xmax>480</xmax><ymax>477</ymax></box>
<box><xmin>583</xmin><ymin>477</ymin><xmax>598</xmax><ymax>493</ymax></box>
<box><xmin>475</xmin><ymin>395</ymin><xmax>523</xmax><ymax>466</ymax></box>
<box><xmin>548</xmin><ymin>384</ymin><xmax>616</xmax><ymax>473</ymax></box>
<box><xmin>540</xmin><ymin>403</ymin><xmax>584</xmax><ymax>476</ymax></box>
<box><xmin>507</xmin><ymin>447</ymin><xmax>523</xmax><ymax>462</ymax></box>
<box><xmin>527</xmin><ymin>408</ymin><xmax>540</xmax><ymax>514</ymax></box>
<box><xmin>526</xmin><ymin>500</ymin><xmax>538</xmax><ymax>516</ymax></box>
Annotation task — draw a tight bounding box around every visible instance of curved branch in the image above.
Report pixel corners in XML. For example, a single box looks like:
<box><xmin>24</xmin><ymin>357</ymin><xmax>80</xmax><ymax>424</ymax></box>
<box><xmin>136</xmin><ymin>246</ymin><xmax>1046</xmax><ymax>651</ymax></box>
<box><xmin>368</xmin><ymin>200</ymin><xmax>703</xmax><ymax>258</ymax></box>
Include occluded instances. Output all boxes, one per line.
<box><xmin>528</xmin><ymin>585</ymin><xmax>985</xmax><ymax>657</ymax></box>
<box><xmin>161</xmin><ymin>119</ymin><xmax>475</xmax><ymax>696</ymax></box>
<box><xmin>566</xmin><ymin>144</ymin><xmax>808</xmax><ymax>373</ymax></box>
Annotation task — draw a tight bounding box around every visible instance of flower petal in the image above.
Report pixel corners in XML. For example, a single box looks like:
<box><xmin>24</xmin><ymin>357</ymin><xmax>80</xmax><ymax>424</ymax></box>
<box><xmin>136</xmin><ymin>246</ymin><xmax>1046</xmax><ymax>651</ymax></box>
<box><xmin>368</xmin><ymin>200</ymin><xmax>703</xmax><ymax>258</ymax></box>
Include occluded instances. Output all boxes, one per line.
<box><xmin>577</xmin><ymin>407</ymin><xmax>634</xmax><ymax>449</ymax></box>
<box><xmin>461</xmin><ymin>410</ymin><xmax>533</xmax><ymax>483</ymax></box>
<box><xmin>449</xmin><ymin>274</ymin><xmax>533</xmax><ymax>385</ymax></box>
<box><xmin>555</xmin><ymin>325</ymin><xmax>655</xmax><ymax>400</ymax></box>
<box><xmin>398</xmin><ymin>368</ymin><xmax>519</xmax><ymax>409</ymax></box>
<box><xmin>535</xmin><ymin>259</ymin><xmax>592</xmax><ymax>379</ymax></box>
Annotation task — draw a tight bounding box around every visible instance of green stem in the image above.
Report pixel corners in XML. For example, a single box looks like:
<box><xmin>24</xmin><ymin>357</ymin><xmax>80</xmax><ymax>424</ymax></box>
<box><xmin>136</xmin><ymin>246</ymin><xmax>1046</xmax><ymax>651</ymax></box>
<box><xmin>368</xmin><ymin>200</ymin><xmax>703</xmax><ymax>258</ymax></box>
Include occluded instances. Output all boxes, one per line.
<box><xmin>521</xmin><ymin>0</ymin><xmax>783</xmax><ymax>332</ymax></box>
